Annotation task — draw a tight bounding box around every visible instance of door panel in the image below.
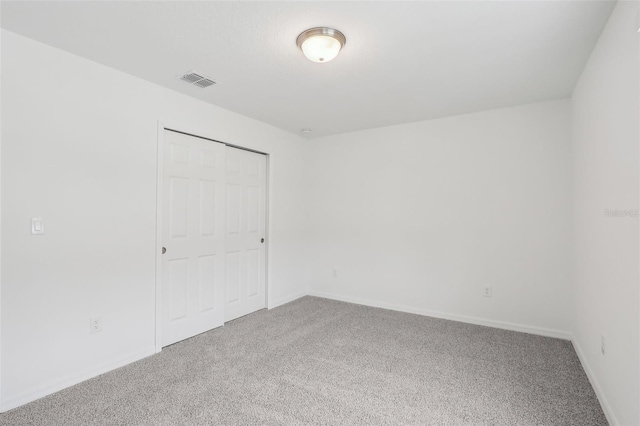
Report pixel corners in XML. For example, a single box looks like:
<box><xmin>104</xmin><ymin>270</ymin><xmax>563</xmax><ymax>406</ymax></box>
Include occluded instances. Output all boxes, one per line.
<box><xmin>168</xmin><ymin>258</ymin><xmax>188</xmax><ymax>321</ymax></box>
<box><xmin>224</xmin><ymin>147</ymin><xmax>267</xmax><ymax>322</ymax></box>
<box><xmin>161</xmin><ymin>130</ymin><xmax>226</xmax><ymax>347</ymax></box>
<box><xmin>226</xmin><ymin>184</ymin><xmax>241</xmax><ymax>234</ymax></box>
<box><xmin>225</xmin><ymin>250</ymin><xmax>241</xmax><ymax>305</ymax></box>
<box><xmin>247</xmin><ymin>248</ymin><xmax>260</xmax><ymax>297</ymax></box>
<box><xmin>198</xmin><ymin>255</ymin><xmax>217</xmax><ymax>312</ymax></box>
<box><xmin>199</xmin><ymin>181</ymin><xmax>217</xmax><ymax>236</ymax></box>
<box><xmin>169</xmin><ymin>177</ymin><xmax>189</xmax><ymax>238</ymax></box>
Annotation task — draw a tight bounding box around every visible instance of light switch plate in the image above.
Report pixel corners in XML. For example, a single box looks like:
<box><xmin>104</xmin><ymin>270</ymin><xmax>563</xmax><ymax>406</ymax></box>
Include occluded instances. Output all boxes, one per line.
<box><xmin>31</xmin><ymin>218</ymin><xmax>45</xmax><ymax>235</ymax></box>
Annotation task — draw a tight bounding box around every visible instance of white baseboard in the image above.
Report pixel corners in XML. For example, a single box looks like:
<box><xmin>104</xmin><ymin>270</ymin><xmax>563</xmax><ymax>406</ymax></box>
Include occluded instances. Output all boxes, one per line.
<box><xmin>311</xmin><ymin>291</ymin><xmax>620</xmax><ymax>422</ymax></box>
<box><xmin>307</xmin><ymin>291</ymin><xmax>572</xmax><ymax>340</ymax></box>
<box><xmin>3</xmin><ymin>294</ymin><xmax>607</xmax><ymax>422</ymax></box>
<box><xmin>268</xmin><ymin>291</ymin><xmax>307</xmax><ymax>310</ymax></box>
<box><xmin>571</xmin><ymin>338</ymin><xmax>618</xmax><ymax>426</ymax></box>
<box><xmin>1</xmin><ymin>290</ymin><xmax>306</xmax><ymax>413</ymax></box>
<box><xmin>0</xmin><ymin>346</ymin><xmax>156</xmax><ymax>413</ymax></box>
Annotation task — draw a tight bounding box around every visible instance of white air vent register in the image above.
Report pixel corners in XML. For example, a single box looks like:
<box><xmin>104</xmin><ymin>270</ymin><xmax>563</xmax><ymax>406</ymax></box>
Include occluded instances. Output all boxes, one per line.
<box><xmin>179</xmin><ymin>71</ymin><xmax>216</xmax><ymax>88</ymax></box>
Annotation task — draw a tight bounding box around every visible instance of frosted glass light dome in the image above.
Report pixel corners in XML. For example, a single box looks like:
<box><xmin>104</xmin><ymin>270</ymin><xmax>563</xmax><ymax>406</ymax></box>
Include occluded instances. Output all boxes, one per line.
<box><xmin>297</xmin><ymin>28</ymin><xmax>346</xmax><ymax>63</ymax></box>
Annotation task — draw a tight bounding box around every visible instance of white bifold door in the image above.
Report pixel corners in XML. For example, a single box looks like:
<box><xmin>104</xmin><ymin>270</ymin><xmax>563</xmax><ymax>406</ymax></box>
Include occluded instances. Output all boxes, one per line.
<box><xmin>161</xmin><ymin>130</ymin><xmax>266</xmax><ymax>347</ymax></box>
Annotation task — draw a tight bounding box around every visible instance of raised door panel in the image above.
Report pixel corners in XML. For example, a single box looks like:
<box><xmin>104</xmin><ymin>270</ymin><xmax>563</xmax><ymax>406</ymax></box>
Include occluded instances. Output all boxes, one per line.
<box><xmin>199</xmin><ymin>180</ymin><xmax>216</xmax><ymax>237</ymax></box>
<box><xmin>198</xmin><ymin>255</ymin><xmax>216</xmax><ymax>312</ymax></box>
<box><xmin>168</xmin><ymin>258</ymin><xmax>188</xmax><ymax>321</ymax></box>
<box><xmin>169</xmin><ymin>177</ymin><xmax>189</xmax><ymax>239</ymax></box>
<box><xmin>225</xmin><ymin>251</ymin><xmax>241</xmax><ymax>305</ymax></box>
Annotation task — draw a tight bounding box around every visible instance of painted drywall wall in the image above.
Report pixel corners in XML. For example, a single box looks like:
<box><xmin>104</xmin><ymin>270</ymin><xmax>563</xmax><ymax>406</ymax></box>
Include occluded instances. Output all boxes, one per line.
<box><xmin>0</xmin><ymin>16</ymin><xmax>3</xmax><ymax>408</ymax></box>
<box><xmin>306</xmin><ymin>100</ymin><xmax>572</xmax><ymax>337</ymax></box>
<box><xmin>0</xmin><ymin>30</ymin><xmax>308</xmax><ymax>410</ymax></box>
<box><xmin>570</xmin><ymin>1</ymin><xmax>640</xmax><ymax>425</ymax></box>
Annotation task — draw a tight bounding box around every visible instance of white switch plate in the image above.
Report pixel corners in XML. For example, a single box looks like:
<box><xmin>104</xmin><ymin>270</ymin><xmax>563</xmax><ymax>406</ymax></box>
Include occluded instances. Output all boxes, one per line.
<box><xmin>483</xmin><ymin>286</ymin><xmax>493</xmax><ymax>297</ymax></box>
<box><xmin>31</xmin><ymin>217</ymin><xmax>45</xmax><ymax>235</ymax></box>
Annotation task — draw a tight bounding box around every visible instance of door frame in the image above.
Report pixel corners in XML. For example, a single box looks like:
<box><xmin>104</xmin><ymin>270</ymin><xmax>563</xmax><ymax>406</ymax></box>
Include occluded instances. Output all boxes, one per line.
<box><xmin>154</xmin><ymin>120</ymin><xmax>270</xmax><ymax>353</ymax></box>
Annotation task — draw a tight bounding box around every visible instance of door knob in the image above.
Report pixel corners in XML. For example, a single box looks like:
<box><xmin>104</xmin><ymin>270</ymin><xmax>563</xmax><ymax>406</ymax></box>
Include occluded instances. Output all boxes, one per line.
<box><xmin>261</xmin><ymin>238</ymin><xmax>264</xmax><ymax>243</ymax></box>
<box><xmin>162</xmin><ymin>247</ymin><xmax>167</xmax><ymax>254</ymax></box>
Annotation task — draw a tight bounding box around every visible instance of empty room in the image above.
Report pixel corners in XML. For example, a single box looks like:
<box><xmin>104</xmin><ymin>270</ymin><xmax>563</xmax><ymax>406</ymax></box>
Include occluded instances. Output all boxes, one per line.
<box><xmin>0</xmin><ymin>0</ymin><xmax>638</xmax><ymax>425</ymax></box>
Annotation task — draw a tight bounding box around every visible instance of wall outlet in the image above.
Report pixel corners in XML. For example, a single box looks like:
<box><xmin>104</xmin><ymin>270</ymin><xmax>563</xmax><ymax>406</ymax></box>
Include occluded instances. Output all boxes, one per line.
<box><xmin>31</xmin><ymin>217</ymin><xmax>45</xmax><ymax>235</ymax></box>
<box><xmin>90</xmin><ymin>317</ymin><xmax>103</xmax><ymax>334</ymax></box>
<box><xmin>332</xmin><ymin>269</ymin><xmax>338</xmax><ymax>279</ymax></box>
<box><xmin>601</xmin><ymin>335</ymin><xmax>605</xmax><ymax>356</ymax></box>
<box><xmin>483</xmin><ymin>286</ymin><xmax>493</xmax><ymax>297</ymax></box>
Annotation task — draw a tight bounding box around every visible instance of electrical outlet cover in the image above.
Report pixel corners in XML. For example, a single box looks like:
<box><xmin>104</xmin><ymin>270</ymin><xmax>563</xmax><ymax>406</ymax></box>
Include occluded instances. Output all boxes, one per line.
<box><xmin>90</xmin><ymin>317</ymin><xmax>103</xmax><ymax>334</ymax></box>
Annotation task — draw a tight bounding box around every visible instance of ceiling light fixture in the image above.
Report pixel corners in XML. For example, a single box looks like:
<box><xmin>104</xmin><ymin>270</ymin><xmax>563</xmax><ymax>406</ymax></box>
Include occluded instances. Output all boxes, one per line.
<box><xmin>296</xmin><ymin>27</ymin><xmax>346</xmax><ymax>63</ymax></box>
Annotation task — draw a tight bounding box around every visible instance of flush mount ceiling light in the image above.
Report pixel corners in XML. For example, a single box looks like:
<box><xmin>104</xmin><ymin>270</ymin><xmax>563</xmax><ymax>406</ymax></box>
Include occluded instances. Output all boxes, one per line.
<box><xmin>296</xmin><ymin>27</ymin><xmax>346</xmax><ymax>63</ymax></box>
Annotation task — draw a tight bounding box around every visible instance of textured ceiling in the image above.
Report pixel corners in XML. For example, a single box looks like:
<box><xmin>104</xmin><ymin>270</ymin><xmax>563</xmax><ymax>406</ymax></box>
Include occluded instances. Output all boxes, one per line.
<box><xmin>1</xmin><ymin>1</ymin><xmax>615</xmax><ymax>138</ymax></box>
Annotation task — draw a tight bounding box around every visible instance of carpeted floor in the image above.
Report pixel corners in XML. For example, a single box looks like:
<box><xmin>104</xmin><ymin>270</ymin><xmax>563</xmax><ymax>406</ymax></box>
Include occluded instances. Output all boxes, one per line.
<box><xmin>0</xmin><ymin>296</ymin><xmax>606</xmax><ymax>425</ymax></box>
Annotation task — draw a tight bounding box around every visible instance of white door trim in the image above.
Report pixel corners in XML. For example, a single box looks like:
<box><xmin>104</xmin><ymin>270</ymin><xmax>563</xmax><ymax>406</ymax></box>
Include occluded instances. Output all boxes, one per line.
<box><xmin>154</xmin><ymin>121</ymin><xmax>165</xmax><ymax>353</ymax></box>
<box><xmin>154</xmin><ymin>120</ymin><xmax>270</xmax><ymax>353</ymax></box>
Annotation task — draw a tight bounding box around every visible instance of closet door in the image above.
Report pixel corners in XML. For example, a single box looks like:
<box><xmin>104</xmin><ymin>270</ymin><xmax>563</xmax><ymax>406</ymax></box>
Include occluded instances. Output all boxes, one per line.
<box><xmin>161</xmin><ymin>130</ymin><xmax>226</xmax><ymax>347</ymax></box>
<box><xmin>224</xmin><ymin>147</ymin><xmax>267</xmax><ymax>322</ymax></box>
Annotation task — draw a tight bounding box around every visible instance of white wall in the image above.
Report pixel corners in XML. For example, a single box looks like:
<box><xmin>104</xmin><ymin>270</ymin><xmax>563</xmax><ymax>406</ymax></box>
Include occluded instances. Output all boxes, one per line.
<box><xmin>0</xmin><ymin>30</ymin><xmax>308</xmax><ymax>410</ymax></box>
<box><xmin>2</xmin><ymin>3</ymin><xmax>638</xmax><ymax>420</ymax></box>
<box><xmin>306</xmin><ymin>100</ymin><xmax>572</xmax><ymax>337</ymax></box>
<box><xmin>570</xmin><ymin>1</ymin><xmax>640</xmax><ymax>425</ymax></box>
<box><xmin>0</xmin><ymin>13</ymin><xmax>4</xmax><ymax>408</ymax></box>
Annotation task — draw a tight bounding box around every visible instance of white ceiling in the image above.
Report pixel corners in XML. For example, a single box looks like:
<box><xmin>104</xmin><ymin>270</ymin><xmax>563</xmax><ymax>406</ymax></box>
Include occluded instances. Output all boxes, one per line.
<box><xmin>1</xmin><ymin>1</ymin><xmax>615</xmax><ymax>138</ymax></box>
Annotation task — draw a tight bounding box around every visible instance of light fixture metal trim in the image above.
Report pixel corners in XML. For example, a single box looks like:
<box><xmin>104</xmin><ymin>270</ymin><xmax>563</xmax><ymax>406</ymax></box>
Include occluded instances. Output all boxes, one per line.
<box><xmin>296</xmin><ymin>27</ymin><xmax>346</xmax><ymax>49</ymax></box>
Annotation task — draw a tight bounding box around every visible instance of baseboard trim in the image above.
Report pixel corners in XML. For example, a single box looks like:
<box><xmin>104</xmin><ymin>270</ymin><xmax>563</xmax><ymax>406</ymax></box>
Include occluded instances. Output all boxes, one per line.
<box><xmin>571</xmin><ymin>338</ymin><xmax>618</xmax><ymax>426</ymax></box>
<box><xmin>0</xmin><ymin>293</ymin><xmax>615</xmax><ymax>423</ymax></box>
<box><xmin>308</xmin><ymin>291</ymin><xmax>572</xmax><ymax>340</ymax></box>
<box><xmin>1</xmin><ymin>291</ymin><xmax>306</xmax><ymax>413</ymax></box>
<box><xmin>0</xmin><ymin>346</ymin><xmax>156</xmax><ymax>413</ymax></box>
<box><xmin>268</xmin><ymin>291</ymin><xmax>307</xmax><ymax>310</ymax></box>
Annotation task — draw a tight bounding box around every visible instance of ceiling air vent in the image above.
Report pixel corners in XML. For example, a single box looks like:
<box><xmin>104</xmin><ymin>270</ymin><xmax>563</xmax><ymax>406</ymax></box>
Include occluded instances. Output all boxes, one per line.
<box><xmin>193</xmin><ymin>78</ymin><xmax>216</xmax><ymax>88</ymax></box>
<box><xmin>179</xmin><ymin>71</ymin><xmax>216</xmax><ymax>89</ymax></box>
